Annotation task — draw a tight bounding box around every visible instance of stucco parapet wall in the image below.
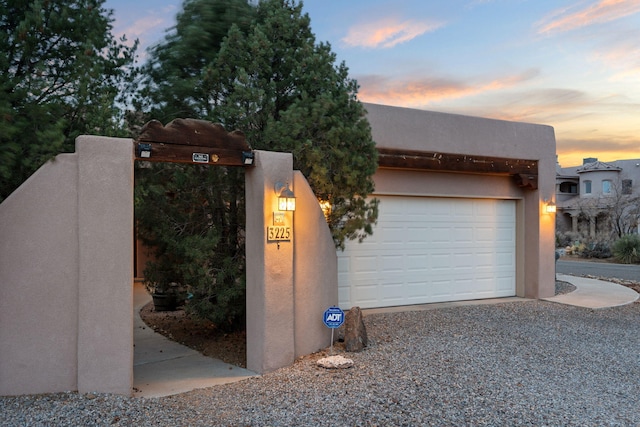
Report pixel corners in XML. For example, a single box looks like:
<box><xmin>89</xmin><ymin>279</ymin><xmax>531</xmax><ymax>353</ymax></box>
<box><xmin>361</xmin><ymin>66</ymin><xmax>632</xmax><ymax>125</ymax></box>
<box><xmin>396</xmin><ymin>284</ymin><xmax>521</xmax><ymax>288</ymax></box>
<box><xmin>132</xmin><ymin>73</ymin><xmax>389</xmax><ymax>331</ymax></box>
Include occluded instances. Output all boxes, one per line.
<box><xmin>364</xmin><ymin>102</ymin><xmax>555</xmax><ymax>161</ymax></box>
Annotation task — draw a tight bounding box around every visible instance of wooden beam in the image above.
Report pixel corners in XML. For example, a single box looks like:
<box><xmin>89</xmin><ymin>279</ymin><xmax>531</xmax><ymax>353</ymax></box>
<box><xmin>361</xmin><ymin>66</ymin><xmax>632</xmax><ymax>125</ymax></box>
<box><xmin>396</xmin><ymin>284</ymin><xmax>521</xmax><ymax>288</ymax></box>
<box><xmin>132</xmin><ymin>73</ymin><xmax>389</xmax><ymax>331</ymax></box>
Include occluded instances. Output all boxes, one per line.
<box><xmin>513</xmin><ymin>173</ymin><xmax>539</xmax><ymax>190</ymax></box>
<box><xmin>134</xmin><ymin>118</ymin><xmax>254</xmax><ymax>166</ymax></box>
<box><xmin>377</xmin><ymin>147</ymin><xmax>538</xmax><ymax>190</ymax></box>
<box><xmin>134</xmin><ymin>142</ymin><xmax>252</xmax><ymax>166</ymax></box>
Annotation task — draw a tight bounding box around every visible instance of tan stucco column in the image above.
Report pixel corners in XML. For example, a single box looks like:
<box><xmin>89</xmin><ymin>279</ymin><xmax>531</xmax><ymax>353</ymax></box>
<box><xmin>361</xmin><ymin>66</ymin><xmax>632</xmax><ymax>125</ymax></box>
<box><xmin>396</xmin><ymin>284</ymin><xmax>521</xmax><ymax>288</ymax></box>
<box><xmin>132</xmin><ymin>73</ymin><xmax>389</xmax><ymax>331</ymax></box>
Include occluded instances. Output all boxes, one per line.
<box><xmin>76</xmin><ymin>136</ymin><xmax>134</xmax><ymax>395</ymax></box>
<box><xmin>572</xmin><ymin>214</ymin><xmax>578</xmax><ymax>233</ymax></box>
<box><xmin>245</xmin><ymin>150</ymin><xmax>295</xmax><ymax>373</ymax></box>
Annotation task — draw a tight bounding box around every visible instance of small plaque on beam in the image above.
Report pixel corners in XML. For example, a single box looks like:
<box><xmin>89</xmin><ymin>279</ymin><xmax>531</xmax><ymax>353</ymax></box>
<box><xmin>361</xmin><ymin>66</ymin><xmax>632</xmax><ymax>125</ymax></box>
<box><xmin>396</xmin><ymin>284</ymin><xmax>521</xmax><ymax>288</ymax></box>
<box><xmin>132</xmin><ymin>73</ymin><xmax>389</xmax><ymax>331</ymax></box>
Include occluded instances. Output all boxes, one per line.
<box><xmin>192</xmin><ymin>153</ymin><xmax>209</xmax><ymax>163</ymax></box>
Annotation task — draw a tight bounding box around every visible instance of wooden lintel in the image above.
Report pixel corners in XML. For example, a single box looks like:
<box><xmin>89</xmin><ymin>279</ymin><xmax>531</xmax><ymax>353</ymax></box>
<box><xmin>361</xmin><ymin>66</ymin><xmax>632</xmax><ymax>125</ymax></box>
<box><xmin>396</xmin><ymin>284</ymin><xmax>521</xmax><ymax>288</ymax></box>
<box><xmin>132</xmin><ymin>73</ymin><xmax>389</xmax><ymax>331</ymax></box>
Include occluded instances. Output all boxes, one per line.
<box><xmin>134</xmin><ymin>142</ymin><xmax>252</xmax><ymax>166</ymax></box>
<box><xmin>377</xmin><ymin>148</ymin><xmax>538</xmax><ymax>177</ymax></box>
<box><xmin>134</xmin><ymin>118</ymin><xmax>254</xmax><ymax>166</ymax></box>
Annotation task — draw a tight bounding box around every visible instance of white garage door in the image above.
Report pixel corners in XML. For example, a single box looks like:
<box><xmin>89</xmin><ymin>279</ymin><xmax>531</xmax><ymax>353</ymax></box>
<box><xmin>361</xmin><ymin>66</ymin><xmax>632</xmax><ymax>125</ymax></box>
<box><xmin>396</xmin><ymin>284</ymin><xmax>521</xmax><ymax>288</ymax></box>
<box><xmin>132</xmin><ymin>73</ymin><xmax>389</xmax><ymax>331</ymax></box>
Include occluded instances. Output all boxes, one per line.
<box><xmin>337</xmin><ymin>196</ymin><xmax>516</xmax><ymax>309</ymax></box>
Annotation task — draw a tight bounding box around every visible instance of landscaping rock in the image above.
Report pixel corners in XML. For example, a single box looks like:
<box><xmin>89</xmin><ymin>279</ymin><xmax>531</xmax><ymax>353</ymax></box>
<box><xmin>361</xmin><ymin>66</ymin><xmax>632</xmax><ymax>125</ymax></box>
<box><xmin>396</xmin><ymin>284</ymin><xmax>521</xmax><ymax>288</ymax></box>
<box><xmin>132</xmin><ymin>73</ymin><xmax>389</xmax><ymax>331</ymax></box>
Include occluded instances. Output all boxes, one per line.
<box><xmin>316</xmin><ymin>355</ymin><xmax>354</xmax><ymax>369</ymax></box>
<box><xmin>344</xmin><ymin>306</ymin><xmax>368</xmax><ymax>352</ymax></box>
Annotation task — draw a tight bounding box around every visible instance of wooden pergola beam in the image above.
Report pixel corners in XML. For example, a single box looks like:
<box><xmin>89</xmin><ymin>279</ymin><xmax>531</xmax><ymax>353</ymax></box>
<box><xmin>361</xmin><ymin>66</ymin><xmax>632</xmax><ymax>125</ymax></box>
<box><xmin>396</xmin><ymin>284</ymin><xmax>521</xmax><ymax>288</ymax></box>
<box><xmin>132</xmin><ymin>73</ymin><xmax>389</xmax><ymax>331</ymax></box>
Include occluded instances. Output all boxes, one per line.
<box><xmin>133</xmin><ymin>118</ymin><xmax>254</xmax><ymax>166</ymax></box>
<box><xmin>377</xmin><ymin>147</ymin><xmax>539</xmax><ymax>189</ymax></box>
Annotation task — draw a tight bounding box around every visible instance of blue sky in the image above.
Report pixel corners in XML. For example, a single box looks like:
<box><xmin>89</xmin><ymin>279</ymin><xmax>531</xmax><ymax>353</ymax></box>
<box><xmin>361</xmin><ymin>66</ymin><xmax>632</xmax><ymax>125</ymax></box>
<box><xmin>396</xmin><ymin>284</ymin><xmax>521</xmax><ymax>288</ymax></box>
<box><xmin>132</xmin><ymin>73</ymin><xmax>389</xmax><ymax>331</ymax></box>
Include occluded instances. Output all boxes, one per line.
<box><xmin>104</xmin><ymin>0</ymin><xmax>640</xmax><ymax>167</ymax></box>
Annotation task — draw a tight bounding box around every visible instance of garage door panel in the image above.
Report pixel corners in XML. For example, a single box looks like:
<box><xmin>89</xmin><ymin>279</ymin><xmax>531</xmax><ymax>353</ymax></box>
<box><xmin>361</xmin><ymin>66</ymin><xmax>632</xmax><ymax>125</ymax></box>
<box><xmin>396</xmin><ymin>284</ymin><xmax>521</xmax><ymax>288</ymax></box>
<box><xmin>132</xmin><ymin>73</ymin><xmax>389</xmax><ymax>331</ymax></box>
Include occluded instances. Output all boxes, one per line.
<box><xmin>406</xmin><ymin>255</ymin><xmax>429</xmax><ymax>271</ymax></box>
<box><xmin>496</xmin><ymin>251</ymin><xmax>515</xmax><ymax>266</ymax></box>
<box><xmin>431</xmin><ymin>253</ymin><xmax>453</xmax><ymax>269</ymax></box>
<box><xmin>496</xmin><ymin>276</ymin><xmax>515</xmax><ymax>292</ymax></box>
<box><xmin>453</xmin><ymin>228</ymin><xmax>473</xmax><ymax>243</ymax></box>
<box><xmin>353</xmin><ymin>283</ymin><xmax>379</xmax><ymax>299</ymax></box>
<box><xmin>381</xmin><ymin>255</ymin><xmax>404</xmax><ymax>272</ymax></box>
<box><xmin>406</xmin><ymin>226</ymin><xmax>429</xmax><ymax>242</ymax></box>
<box><xmin>431</xmin><ymin>227</ymin><xmax>454</xmax><ymax>243</ymax></box>
<box><xmin>338</xmin><ymin>196</ymin><xmax>517</xmax><ymax>309</ymax></box>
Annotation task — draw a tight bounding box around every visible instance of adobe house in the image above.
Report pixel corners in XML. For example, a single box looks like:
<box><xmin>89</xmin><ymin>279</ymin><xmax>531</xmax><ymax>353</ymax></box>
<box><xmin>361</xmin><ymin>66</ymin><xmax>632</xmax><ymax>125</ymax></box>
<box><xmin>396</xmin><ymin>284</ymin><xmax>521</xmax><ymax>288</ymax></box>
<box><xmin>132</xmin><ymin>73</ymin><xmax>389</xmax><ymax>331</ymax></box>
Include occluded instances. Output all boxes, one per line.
<box><xmin>338</xmin><ymin>103</ymin><xmax>557</xmax><ymax>307</ymax></box>
<box><xmin>0</xmin><ymin>103</ymin><xmax>556</xmax><ymax>396</ymax></box>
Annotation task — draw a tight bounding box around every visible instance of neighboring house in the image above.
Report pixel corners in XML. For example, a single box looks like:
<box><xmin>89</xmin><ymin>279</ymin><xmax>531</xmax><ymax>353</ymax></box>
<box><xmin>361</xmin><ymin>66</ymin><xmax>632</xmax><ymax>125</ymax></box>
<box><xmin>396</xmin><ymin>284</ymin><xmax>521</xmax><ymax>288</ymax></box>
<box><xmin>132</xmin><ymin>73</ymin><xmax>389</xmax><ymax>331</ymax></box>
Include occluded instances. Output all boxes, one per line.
<box><xmin>556</xmin><ymin>157</ymin><xmax>640</xmax><ymax>239</ymax></box>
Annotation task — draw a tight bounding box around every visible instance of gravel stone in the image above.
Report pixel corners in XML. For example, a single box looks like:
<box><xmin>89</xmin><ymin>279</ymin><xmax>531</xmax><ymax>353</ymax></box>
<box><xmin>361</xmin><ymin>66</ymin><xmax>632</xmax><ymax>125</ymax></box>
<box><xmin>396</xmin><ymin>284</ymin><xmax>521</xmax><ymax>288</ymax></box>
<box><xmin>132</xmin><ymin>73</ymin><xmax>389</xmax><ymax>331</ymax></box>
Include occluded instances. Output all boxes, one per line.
<box><xmin>2</xmin><ymin>300</ymin><xmax>640</xmax><ymax>426</ymax></box>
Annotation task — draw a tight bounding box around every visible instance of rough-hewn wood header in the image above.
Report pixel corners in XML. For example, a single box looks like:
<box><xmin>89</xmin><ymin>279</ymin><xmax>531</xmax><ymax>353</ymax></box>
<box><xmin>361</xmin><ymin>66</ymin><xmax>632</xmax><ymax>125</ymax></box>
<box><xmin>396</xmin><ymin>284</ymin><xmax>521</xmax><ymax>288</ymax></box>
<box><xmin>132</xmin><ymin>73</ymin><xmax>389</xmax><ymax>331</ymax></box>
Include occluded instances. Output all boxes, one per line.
<box><xmin>377</xmin><ymin>147</ymin><xmax>538</xmax><ymax>190</ymax></box>
<box><xmin>134</xmin><ymin>118</ymin><xmax>253</xmax><ymax>166</ymax></box>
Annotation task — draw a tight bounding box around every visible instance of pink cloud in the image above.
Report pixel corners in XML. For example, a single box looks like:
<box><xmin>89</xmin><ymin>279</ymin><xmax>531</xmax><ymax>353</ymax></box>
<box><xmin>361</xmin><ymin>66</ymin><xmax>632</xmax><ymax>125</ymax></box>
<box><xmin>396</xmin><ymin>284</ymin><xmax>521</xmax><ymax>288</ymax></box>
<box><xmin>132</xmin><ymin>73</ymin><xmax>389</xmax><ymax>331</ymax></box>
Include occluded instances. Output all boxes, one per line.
<box><xmin>342</xmin><ymin>18</ymin><xmax>444</xmax><ymax>49</ymax></box>
<box><xmin>591</xmin><ymin>42</ymin><xmax>640</xmax><ymax>80</ymax></box>
<box><xmin>536</xmin><ymin>0</ymin><xmax>640</xmax><ymax>35</ymax></box>
<box><xmin>356</xmin><ymin>69</ymin><xmax>539</xmax><ymax>106</ymax></box>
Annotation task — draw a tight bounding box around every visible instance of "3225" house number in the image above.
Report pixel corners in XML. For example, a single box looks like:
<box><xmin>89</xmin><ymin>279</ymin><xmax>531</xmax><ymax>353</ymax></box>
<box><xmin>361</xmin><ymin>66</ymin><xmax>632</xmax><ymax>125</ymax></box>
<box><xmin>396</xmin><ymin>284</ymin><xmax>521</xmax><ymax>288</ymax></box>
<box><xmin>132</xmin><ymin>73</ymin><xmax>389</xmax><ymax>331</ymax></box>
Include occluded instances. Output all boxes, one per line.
<box><xmin>267</xmin><ymin>226</ymin><xmax>291</xmax><ymax>241</ymax></box>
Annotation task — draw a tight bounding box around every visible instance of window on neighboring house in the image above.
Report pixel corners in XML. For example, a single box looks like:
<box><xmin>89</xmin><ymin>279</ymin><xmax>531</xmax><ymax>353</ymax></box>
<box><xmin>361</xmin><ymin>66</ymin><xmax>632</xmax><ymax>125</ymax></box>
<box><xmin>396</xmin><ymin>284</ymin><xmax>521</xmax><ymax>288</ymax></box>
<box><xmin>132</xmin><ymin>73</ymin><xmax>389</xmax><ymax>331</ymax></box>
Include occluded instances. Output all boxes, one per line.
<box><xmin>584</xmin><ymin>180</ymin><xmax>592</xmax><ymax>194</ymax></box>
<box><xmin>622</xmin><ymin>179</ymin><xmax>633</xmax><ymax>195</ymax></box>
<box><xmin>602</xmin><ymin>180</ymin><xmax>612</xmax><ymax>194</ymax></box>
<box><xmin>559</xmin><ymin>182</ymin><xmax>578</xmax><ymax>194</ymax></box>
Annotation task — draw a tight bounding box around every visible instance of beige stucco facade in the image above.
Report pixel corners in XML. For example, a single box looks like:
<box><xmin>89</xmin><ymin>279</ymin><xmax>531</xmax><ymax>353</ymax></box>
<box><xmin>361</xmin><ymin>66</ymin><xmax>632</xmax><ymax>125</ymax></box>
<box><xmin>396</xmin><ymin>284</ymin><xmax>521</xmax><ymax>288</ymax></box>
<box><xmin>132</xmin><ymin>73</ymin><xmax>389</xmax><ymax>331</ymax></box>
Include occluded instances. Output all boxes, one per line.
<box><xmin>245</xmin><ymin>151</ymin><xmax>337</xmax><ymax>373</ymax></box>
<box><xmin>0</xmin><ymin>104</ymin><xmax>556</xmax><ymax>396</ymax></box>
<box><xmin>0</xmin><ymin>140</ymin><xmax>335</xmax><ymax>396</ymax></box>
<box><xmin>364</xmin><ymin>103</ymin><xmax>557</xmax><ymax>299</ymax></box>
<box><xmin>0</xmin><ymin>136</ymin><xmax>134</xmax><ymax>396</ymax></box>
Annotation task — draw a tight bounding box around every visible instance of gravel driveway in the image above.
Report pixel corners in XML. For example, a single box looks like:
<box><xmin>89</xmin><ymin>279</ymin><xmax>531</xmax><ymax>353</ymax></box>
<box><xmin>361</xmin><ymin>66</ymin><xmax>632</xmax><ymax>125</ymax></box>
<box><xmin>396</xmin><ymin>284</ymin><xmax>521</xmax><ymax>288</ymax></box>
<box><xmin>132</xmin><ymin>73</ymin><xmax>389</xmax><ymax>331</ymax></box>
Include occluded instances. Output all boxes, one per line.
<box><xmin>2</xmin><ymin>300</ymin><xmax>639</xmax><ymax>426</ymax></box>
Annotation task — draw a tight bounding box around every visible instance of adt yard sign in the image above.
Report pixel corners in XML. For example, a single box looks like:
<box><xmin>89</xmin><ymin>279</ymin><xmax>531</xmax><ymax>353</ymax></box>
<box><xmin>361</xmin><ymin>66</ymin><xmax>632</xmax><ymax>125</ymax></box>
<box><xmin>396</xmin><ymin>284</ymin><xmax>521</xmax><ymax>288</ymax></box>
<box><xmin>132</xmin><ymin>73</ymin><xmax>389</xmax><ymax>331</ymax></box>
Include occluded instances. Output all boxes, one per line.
<box><xmin>323</xmin><ymin>306</ymin><xmax>345</xmax><ymax>329</ymax></box>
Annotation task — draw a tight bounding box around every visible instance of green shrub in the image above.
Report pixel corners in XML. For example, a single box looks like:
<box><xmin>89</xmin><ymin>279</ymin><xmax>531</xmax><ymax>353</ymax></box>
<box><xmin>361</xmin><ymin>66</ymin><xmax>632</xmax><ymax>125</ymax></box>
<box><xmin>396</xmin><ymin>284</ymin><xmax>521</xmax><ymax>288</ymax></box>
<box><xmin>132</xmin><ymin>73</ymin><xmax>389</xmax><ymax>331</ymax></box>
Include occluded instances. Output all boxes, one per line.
<box><xmin>580</xmin><ymin>242</ymin><xmax>612</xmax><ymax>259</ymax></box>
<box><xmin>612</xmin><ymin>234</ymin><xmax>640</xmax><ymax>264</ymax></box>
<box><xmin>136</xmin><ymin>163</ymin><xmax>246</xmax><ymax>330</ymax></box>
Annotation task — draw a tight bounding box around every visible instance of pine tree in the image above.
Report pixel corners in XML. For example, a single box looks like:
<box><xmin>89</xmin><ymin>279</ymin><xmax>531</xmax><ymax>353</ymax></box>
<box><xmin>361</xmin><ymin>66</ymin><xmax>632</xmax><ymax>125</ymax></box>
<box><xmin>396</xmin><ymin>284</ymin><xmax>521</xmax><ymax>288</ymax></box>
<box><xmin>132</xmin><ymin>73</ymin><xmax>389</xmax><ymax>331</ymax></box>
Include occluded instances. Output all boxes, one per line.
<box><xmin>0</xmin><ymin>0</ymin><xmax>137</xmax><ymax>201</ymax></box>
<box><xmin>207</xmin><ymin>0</ymin><xmax>378</xmax><ymax>247</ymax></box>
<box><xmin>135</xmin><ymin>0</ymin><xmax>378</xmax><ymax>327</ymax></box>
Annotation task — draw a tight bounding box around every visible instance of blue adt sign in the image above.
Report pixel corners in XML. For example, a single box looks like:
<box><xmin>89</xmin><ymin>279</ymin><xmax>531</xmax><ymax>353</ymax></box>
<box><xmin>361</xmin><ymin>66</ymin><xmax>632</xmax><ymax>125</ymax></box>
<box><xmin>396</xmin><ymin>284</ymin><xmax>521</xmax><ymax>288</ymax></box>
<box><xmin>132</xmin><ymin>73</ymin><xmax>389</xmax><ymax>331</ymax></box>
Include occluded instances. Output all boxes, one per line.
<box><xmin>323</xmin><ymin>306</ymin><xmax>345</xmax><ymax>328</ymax></box>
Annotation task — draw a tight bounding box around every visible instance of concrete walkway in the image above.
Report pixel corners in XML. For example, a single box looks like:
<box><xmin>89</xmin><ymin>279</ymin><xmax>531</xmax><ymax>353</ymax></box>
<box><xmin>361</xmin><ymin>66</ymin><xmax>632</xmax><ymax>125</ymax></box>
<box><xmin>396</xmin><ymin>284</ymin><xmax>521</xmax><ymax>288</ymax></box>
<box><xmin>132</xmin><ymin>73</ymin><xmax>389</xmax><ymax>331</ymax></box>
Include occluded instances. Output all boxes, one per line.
<box><xmin>543</xmin><ymin>274</ymin><xmax>639</xmax><ymax>309</ymax></box>
<box><xmin>133</xmin><ymin>282</ymin><xmax>257</xmax><ymax>398</ymax></box>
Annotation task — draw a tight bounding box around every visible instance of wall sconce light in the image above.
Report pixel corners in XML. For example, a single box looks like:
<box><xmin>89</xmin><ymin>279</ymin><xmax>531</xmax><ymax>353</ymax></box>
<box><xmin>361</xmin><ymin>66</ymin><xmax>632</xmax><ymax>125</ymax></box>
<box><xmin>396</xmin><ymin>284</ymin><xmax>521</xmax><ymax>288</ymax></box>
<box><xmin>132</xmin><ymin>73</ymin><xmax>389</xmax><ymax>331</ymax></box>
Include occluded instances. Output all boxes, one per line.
<box><xmin>545</xmin><ymin>200</ymin><xmax>557</xmax><ymax>214</ymax></box>
<box><xmin>275</xmin><ymin>182</ymin><xmax>296</xmax><ymax>211</ymax></box>
<box><xmin>137</xmin><ymin>142</ymin><xmax>152</xmax><ymax>158</ymax></box>
<box><xmin>242</xmin><ymin>151</ymin><xmax>254</xmax><ymax>166</ymax></box>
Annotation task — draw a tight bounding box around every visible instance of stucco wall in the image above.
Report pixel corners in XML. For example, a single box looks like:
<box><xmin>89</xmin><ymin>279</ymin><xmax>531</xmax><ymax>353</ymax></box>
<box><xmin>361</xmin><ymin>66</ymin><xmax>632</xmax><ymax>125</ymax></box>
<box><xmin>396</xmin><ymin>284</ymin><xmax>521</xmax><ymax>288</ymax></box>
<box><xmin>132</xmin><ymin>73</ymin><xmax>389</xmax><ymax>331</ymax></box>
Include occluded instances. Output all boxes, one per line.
<box><xmin>0</xmin><ymin>136</ymin><xmax>134</xmax><ymax>396</ymax></box>
<box><xmin>364</xmin><ymin>103</ymin><xmax>557</xmax><ymax>298</ymax></box>
<box><xmin>245</xmin><ymin>150</ymin><xmax>296</xmax><ymax>373</ymax></box>
<box><xmin>76</xmin><ymin>136</ymin><xmax>134</xmax><ymax>394</ymax></box>
<box><xmin>0</xmin><ymin>154</ymin><xmax>80</xmax><ymax>395</ymax></box>
<box><xmin>245</xmin><ymin>151</ymin><xmax>338</xmax><ymax>373</ymax></box>
<box><xmin>292</xmin><ymin>170</ymin><xmax>338</xmax><ymax>357</ymax></box>
<box><xmin>578</xmin><ymin>170</ymin><xmax>622</xmax><ymax>197</ymax></box>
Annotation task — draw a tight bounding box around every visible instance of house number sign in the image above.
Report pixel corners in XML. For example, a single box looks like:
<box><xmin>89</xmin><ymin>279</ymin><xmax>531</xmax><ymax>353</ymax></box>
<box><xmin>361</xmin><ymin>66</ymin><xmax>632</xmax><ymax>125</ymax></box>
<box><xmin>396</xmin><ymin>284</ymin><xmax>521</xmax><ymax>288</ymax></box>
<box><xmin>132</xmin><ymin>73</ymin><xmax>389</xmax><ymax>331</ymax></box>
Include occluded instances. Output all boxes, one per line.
<box><xmin>267</xmin><ymin>226</ymin><xmax>291</xmax><ymax>241</ymax></box>
<box><xmin>192</xmin><ymin>153</ymin><xmax>209</xmax><ymax>163</ymax></box>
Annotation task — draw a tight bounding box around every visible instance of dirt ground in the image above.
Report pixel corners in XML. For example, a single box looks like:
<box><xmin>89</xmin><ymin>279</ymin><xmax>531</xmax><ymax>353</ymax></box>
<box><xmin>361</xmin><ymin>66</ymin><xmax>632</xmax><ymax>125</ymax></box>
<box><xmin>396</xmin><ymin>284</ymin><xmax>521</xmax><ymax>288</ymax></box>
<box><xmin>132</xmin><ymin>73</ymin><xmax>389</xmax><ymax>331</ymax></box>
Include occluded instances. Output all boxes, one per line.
<box><xmin>139</xmin><ymin>302</ymin><xmax>247</xmax><ymax>368</ymax></box>
<box><xmin>140</xmin><ymin>276</ymin><xmax>640</xmax><ymax>369</ymax></box>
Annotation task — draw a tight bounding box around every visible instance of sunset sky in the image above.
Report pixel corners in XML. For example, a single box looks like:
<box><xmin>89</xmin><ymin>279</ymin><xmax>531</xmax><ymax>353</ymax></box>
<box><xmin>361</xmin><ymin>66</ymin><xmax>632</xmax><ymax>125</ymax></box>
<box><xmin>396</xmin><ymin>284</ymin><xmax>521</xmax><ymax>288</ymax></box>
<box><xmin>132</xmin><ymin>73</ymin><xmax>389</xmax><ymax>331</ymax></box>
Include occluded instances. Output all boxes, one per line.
<box><xmin>104</xmin><ymin>0</ymin><xmax>640</xmax><ymax>167</ymax></box>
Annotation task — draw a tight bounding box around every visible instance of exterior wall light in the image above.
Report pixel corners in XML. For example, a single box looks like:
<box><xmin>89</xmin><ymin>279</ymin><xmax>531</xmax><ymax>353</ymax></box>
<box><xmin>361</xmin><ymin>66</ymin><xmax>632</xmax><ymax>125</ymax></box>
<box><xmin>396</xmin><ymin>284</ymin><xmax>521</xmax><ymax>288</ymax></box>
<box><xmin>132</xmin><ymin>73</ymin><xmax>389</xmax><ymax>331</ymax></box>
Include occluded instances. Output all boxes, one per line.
<box><xmin>242</xmin><ymin>151</ymin><xmax>254</xmax><ymax>166</ymax></box>
<box><xmin>137</xmin><ymin>142</ymin><xmax>152</xmax><ymax>158</ymax></box>
<box><xmin>275</xmin><ymin>182</ymin><xmax>296</xmax><ymax>211</ymax></box>
<box><xmin>545</xmin><ymin>200</ymin><xmax>557</xmax><ymax>214</ymax></box>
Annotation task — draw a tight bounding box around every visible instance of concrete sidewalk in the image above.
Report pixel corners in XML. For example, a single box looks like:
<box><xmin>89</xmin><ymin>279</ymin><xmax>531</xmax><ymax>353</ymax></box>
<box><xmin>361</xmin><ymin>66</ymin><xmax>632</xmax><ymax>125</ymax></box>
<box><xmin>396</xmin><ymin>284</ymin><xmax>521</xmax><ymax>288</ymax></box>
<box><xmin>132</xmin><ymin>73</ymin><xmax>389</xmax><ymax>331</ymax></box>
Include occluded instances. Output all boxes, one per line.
<box><xmin>133</xmin><ymin>282</ymin><xmax>257</xmax><ymax>398</ymax></box>
<box><xmin>544</xmin><ymin>274</ymin><xmax>639</xmax><ymax>309</ymax></box>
